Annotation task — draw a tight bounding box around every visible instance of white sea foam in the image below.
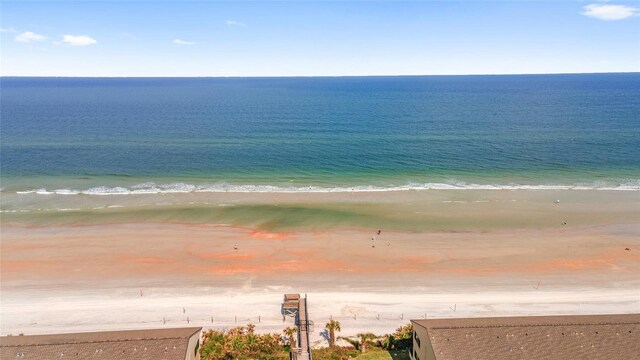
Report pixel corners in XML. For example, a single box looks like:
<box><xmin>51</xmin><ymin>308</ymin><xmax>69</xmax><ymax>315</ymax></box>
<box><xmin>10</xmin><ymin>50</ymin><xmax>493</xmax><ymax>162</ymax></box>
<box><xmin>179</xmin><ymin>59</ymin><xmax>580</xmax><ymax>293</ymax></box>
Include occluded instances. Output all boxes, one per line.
<box><xmin>8</xmin><ymin>179</ymin><xmax>640</xmax><ymax>196</ymax></box>
<box><xmin>15</xmin><ymin>190</ymin><xmax>36</xmax><ymax>194</ymax></box>
<box><xmin>54</xmin><ymin>189</ymin><xmax>80</xmax><ymax>195</ymax></box>
<box><xmin>84</xmin><ymin>186</ymin><xmax>130</xmax><ymax>195</ymax></box>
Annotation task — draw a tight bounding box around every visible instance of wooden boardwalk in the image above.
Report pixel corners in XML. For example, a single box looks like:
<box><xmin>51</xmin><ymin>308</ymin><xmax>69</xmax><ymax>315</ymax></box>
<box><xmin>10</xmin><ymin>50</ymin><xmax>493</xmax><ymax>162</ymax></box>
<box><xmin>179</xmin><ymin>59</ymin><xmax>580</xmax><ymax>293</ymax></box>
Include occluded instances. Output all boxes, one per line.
<box><xmin>283</xmin><ymin>294</ymin><xmax>312</xmax><ymax>360</ymax></box>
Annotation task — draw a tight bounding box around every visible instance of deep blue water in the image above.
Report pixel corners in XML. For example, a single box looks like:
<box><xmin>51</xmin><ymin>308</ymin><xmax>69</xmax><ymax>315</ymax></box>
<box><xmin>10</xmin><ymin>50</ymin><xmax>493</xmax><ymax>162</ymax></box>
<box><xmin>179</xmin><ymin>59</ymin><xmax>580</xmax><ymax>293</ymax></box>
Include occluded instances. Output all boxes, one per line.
<box><xmin>1</xmin><ymin>74</ymin><xmax>639</xmax><ymax>192</ymax></box>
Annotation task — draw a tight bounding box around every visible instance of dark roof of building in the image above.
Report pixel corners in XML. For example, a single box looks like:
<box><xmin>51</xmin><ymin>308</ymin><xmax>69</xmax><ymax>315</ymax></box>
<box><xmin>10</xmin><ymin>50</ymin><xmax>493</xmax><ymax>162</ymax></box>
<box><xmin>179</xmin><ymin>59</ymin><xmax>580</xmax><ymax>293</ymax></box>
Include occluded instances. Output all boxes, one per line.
<box><xmin>1</xmin><ymin>327</ymin><xmax>201</xmax><ymax>360</ymax></box>
<box><xmin>412</xmin><ymin>314</ymin><xmax>640</xmax><ymax>360</ymax></box>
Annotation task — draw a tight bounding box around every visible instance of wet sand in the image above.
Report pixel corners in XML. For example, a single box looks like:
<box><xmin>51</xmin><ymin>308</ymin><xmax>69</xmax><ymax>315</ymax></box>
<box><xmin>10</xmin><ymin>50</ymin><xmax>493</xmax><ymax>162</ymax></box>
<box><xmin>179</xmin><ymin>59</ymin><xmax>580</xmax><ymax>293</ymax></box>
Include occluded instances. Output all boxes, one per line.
<box><xmin>2</xmin><ymin>223</ymin><xmax>639</xmax><ymax>289</ymax></box>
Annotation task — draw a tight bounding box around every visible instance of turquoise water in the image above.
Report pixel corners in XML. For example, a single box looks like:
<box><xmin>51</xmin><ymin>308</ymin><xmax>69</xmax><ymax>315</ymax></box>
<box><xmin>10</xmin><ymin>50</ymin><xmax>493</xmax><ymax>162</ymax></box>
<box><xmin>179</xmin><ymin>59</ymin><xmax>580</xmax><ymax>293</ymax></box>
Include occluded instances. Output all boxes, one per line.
<box><xmin>1</xmin><ymin>74</ymin><xmax>639</xmax><ymax>195</ymax></box>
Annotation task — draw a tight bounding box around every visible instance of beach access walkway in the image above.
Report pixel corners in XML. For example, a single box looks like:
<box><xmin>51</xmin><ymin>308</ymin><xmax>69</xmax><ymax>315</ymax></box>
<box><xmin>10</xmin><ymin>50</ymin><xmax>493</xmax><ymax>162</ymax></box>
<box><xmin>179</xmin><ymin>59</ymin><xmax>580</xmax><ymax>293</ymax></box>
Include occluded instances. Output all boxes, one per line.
<box><xmin>283</xmin><ymin>294</ymin><xmax>313</xmax><ymax>360</ymax></box>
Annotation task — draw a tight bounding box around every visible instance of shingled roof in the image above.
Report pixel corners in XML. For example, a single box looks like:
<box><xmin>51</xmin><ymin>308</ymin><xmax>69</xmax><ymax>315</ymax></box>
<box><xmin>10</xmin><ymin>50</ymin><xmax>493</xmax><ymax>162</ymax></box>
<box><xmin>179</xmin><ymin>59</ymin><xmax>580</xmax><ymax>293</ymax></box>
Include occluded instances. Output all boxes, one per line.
<box><xmin>0</xmin><ymin>327</ymin><xmax>202</xmax><ymax>360</ymax></box>
<box><xmin>412</xmin><ymin>314</ymin><xmax>640</xmax><ymax>360</ymax></box>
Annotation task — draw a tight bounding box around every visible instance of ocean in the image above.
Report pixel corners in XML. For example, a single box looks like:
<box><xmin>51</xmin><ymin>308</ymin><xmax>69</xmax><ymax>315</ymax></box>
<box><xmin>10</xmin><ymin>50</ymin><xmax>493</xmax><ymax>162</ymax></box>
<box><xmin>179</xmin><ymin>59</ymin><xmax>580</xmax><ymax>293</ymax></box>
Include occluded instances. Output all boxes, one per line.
<box><xmin>1</xmin><ymin>74</ymin><xmax>639</xmax><ymax>227</ymax></box>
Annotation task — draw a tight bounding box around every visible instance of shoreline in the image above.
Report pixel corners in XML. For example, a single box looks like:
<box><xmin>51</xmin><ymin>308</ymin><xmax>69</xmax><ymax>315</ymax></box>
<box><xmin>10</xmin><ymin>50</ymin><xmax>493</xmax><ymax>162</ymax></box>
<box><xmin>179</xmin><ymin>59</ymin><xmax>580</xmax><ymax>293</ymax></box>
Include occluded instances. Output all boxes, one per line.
<box><xmin>2</xmin><ymin>189</ymin><xmax>639</xmax><ymax>232</ymax></box>
<box><xmin>4</xmin><ymin>183</ymin><xmax>640</xmax><ymax>195</ymax></box>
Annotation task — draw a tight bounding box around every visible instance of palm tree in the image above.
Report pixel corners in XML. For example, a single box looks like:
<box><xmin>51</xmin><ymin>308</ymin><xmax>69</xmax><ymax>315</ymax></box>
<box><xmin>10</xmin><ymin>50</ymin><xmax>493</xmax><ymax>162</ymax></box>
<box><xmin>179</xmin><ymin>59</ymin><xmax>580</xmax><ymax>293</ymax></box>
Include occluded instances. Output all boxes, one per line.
<box><xmin>357</xmin><ymin>333</ymin><xmax>377</xmax><ymax>353</ymax></box>
<box><xmin>338</xmin><ymin>336</ymin><xmax>359</xmax><ymax>350</ymax></box>
<box><xmin>283</xmin><ymin>327</ymin><xmax>297</xmax><ymax>348</ymax></box>
<box><xmin>325</xmin><ymin>319</ymin><xmax>341</xmax><ymax>348</ymax></box>
<box><xmin>381</xmin><ymin>334</ymin><xmax>393</xmax><ymax>350</ymax></box>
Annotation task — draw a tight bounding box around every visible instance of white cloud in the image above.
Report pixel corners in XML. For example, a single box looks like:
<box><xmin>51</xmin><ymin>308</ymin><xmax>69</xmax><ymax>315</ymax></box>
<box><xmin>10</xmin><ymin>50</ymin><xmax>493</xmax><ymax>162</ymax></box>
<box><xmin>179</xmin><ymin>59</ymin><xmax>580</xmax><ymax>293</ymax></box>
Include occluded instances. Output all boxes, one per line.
<box><xmin>62</xmin><ymin>34</ymin><xmax>97</xmax><ymax>46</ymax></box>
<box><xmin>1</xmin><ymin>27</ymin><xmax>18</xmax><ymax>33</ymax></box>
<box><xmin>226</xmin><ymin>20</ymin><xmax>246</xmax><ymax>27</ymax></box>
<box><xmin>581</xmin><ymin>4</ymin><xmax>639</xmax><ymax>20</ymax></box>
<box><xmin>15</xmin><ymin>31</ymin><xmax>47</xmax><ymax>42</ymax></box>
<box><xmin>173</xmin><ymin>39</ymin><xmax>195</xmax><ymax>45</ymax></box>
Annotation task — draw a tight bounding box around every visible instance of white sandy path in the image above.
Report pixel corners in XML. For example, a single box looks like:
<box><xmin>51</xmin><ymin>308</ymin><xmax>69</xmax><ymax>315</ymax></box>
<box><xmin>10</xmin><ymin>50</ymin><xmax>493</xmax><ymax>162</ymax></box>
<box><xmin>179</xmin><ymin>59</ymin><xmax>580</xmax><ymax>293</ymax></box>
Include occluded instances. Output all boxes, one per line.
<box><xmin>2</xmin><ymin>287</ymin><xmax>639</xmax><ymax>347</ymax></box>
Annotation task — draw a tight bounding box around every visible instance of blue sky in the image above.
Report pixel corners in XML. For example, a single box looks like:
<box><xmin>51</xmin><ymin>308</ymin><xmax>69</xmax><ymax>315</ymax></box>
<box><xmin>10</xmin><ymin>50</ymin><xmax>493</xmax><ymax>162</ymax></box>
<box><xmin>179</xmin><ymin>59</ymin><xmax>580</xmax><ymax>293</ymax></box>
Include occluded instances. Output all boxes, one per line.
<box><xmin>1</xmin><ymin>1</ymin><xmax>639</xmax><ymax>76</ymax></box>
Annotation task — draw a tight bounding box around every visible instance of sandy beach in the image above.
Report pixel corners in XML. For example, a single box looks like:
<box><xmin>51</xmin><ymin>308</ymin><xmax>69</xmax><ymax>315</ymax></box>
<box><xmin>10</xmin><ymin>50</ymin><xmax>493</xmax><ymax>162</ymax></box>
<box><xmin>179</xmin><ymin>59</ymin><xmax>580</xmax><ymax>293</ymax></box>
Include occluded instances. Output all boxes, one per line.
<box><xmin>1</xmin><ymin>189</ymin><xmax>639</xmax><ymax>343</ymax></box>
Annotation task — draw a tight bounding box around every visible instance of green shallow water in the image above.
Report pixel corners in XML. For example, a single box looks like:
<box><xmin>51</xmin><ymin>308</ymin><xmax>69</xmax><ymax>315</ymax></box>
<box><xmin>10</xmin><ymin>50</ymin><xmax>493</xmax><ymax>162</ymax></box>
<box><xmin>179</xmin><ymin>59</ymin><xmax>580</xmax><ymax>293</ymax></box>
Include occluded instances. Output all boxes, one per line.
<box><xmin>4</xmin><ymin>192</ymin><xmax>639</xmax><ymax>232</ymax></box>
<box><xmin>1</xmin><ymin>204</ymin><xmax>410</xmax><ymax>231</ymax></box>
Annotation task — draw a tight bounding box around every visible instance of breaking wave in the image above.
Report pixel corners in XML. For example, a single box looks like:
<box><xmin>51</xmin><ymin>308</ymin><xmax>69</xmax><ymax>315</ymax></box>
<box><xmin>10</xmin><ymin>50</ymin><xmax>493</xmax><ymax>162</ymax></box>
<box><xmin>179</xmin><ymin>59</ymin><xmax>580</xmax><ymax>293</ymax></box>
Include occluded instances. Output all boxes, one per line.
<box><xmin>7</xmin><ymin>180</ymin><xmax>640</xmax><ymax>196</ymax></box>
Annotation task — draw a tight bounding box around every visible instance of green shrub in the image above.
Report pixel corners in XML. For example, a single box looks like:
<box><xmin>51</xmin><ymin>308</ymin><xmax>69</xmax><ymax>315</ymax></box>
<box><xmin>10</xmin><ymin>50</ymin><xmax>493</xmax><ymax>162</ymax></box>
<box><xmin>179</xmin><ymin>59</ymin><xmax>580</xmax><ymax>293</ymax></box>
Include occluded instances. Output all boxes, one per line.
<box><xmin>380</xmin><ymin>323</ymin><xmax>413</xmax><ymax>351</ymax></box>
<box><xmin>200</xmin><ymin>325</ymin><xmax>289</xmax><ymax>360</ymax></box>
<box><xmin>313</xmin><ymin>346</ymin><xmax>360</xmax><ymax>360</ymax></box>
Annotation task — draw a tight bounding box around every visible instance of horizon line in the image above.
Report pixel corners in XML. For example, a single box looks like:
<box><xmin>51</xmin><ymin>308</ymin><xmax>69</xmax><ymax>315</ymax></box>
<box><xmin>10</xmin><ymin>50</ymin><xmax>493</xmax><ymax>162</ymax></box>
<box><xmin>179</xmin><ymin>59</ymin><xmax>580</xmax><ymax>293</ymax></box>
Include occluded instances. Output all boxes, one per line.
<box><xmin>1</xmin><ymin>71</ymin><xmax>639</xmax><ymax>79</ymax></box>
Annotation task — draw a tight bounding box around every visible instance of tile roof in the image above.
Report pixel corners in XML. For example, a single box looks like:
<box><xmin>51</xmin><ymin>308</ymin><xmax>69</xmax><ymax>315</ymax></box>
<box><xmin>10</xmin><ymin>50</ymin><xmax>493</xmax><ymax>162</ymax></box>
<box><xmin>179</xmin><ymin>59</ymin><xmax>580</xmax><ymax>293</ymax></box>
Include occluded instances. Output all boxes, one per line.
<box><xmin>412</xmin><ymin>314</ymin><xmax>640</xmax><ymax>360</ymax></box>
<box><xmin>0</xmin><ymin>327</ymin><xmax>201</xmax><ymax>360</ymax></box>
